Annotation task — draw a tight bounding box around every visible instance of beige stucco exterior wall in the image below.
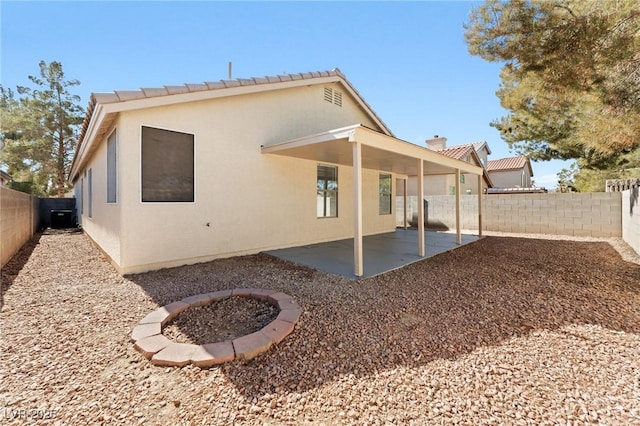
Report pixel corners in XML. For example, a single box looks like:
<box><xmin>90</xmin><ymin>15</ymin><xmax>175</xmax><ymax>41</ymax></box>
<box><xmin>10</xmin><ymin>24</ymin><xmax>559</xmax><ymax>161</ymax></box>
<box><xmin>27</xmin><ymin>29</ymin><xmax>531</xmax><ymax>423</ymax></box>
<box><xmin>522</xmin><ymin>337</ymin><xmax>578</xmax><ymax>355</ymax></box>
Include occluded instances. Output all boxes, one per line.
<box><xmin>76</xmin><ymin>124</ymin><xmax>122</xmax><ymax>265</ymax></box>
<box><xmin>622</xmin><ymin>189</ymin><xmax>639</xmax><ymax>255</ymax></box>
<box><xmin>79</xmin><ymin>83</ymin><xmax>396</xmax><ymax>273</ymax></box>
<box><xmin>410</xmin><ymin>173</ymin><xmax>484</xmax><ymax>196</ymax></box>
<box><xmin>1</xmin><ymin>187</ymin><xmax>39</xmax><ymax>266</ymax></box>
<box><xmin>489</xmin><ymin>169</ymin><xmax>532</xmax><ymax>188</ymax></box>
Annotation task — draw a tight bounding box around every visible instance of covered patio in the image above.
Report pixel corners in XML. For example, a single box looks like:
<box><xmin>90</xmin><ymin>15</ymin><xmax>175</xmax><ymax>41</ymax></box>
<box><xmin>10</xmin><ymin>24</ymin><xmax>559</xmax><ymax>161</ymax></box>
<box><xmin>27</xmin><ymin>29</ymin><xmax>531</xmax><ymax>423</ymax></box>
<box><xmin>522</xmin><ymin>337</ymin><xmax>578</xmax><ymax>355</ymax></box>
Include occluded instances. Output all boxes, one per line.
<box><xmin>265</xmin><ymin>229</ymin><xmax>481</xmax><ymax>279</ymax></box>
<box><xmin>262</xmin><ymin>124</ymin><xmax>485</xmax><ymax>277</ymax></box>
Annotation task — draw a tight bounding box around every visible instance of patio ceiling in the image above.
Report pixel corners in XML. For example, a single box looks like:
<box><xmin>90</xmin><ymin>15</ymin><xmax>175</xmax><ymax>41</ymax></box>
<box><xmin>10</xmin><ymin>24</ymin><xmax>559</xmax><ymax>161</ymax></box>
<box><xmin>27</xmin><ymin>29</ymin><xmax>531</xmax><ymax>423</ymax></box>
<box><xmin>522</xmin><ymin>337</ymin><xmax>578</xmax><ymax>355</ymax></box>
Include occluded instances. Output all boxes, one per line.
<box><xmin>261</xmin><ymin>124</ymin><xmax>484</xmax><ymax>177</ymax></box>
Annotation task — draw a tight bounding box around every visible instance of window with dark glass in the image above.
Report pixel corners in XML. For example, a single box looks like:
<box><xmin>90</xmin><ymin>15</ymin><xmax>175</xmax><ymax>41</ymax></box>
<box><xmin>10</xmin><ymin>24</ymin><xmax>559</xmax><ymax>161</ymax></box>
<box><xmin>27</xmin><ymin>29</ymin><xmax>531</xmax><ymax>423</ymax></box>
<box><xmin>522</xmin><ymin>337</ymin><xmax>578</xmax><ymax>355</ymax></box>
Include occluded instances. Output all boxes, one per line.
<box><xmin>141</xmin><ymin>126</ymin><xmax>194</xmax><ymax>202</ymax></box>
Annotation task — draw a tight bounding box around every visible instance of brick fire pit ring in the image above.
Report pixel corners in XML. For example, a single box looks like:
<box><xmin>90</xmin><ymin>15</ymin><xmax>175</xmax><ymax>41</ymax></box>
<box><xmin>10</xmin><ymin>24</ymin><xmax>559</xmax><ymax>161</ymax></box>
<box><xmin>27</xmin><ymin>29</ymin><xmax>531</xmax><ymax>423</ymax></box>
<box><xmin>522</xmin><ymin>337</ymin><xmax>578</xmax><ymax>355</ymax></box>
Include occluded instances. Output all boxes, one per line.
<box><xmin>131</xmin><ymin>289</ymin><xmax>301</xmax><ymax>367</ymax></box>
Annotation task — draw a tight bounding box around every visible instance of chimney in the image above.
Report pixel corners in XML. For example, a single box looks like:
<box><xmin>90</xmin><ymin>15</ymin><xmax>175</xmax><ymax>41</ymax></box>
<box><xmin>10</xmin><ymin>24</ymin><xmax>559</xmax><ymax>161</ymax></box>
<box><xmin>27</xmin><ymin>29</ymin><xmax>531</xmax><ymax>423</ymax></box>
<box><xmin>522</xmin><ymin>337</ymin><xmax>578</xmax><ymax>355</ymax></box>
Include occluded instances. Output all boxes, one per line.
<box><xmin>425</xmin><ymin>135</ymin><xmax>447</xmax><ymax>151</ymax></box>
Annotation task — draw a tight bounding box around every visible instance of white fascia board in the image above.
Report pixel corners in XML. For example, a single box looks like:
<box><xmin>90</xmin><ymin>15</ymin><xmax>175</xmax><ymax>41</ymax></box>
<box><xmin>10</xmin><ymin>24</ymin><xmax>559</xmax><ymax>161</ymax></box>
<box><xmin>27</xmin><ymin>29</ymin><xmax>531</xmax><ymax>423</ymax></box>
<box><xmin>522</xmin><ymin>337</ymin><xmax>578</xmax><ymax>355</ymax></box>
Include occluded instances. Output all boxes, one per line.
<box><xmin>261</xmin><ymin>124</ymin><xmax>360</xmax><ymax>153</ymax></box>
<box><xmin>69</xmin><ymin>104</ymin><xmax>107</xmax><ymax>181</ymax></box>
<box><xmin>353</xmin><ymin>127</ymin><xmax>484</xmax><ymax>176</ymax></box>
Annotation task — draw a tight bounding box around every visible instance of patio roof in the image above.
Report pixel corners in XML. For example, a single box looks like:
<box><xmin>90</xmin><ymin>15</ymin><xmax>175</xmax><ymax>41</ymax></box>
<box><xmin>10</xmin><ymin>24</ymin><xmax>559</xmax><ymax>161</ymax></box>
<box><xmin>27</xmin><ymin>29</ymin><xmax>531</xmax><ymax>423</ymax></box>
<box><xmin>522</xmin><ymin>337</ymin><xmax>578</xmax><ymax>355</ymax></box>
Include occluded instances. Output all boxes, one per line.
<box><xmin>262</xmin><ymin>124</ymin><xmax>485</xmax><ymax>277</ymax></box>
<box><xmin>262</xmin><ymin>124</ymin><xmax>483</xmax><ymax>177</ymax></box>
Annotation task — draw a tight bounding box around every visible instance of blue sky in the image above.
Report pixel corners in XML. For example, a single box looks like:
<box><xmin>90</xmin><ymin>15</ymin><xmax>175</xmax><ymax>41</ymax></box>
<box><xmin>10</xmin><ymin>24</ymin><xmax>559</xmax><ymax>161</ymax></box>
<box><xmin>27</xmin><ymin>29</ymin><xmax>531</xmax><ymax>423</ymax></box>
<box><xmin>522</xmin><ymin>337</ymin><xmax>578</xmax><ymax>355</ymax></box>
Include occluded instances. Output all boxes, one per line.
<box><xmin>1</xmin><ymin>1</ymin><xmax>570</xmax><ymax>188</ymax></box>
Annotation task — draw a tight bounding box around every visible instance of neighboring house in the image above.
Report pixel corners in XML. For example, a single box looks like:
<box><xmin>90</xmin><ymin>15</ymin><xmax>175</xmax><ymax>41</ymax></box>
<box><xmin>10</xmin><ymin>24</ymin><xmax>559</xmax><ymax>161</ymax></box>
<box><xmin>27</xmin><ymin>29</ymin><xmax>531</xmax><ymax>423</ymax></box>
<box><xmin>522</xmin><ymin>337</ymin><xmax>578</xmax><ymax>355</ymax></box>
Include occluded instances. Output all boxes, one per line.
<box><xmin>408</xmin><ymin>137</ymin><xmax>493</xmax><ymax>195</ymax></box>
<box><xmin>0</xmin><ymin>170</ymin><xmax>11</xmax><ymax>187</ymax></box>
<box><xmin>486</xmin><ymin>156</ymin><xmax>534</xmax><ymax>189</ymax></box>
<box><xmin>69</xmin><ymin>69</ymin><xmax>482</xmax><ymax>276</ymax></box>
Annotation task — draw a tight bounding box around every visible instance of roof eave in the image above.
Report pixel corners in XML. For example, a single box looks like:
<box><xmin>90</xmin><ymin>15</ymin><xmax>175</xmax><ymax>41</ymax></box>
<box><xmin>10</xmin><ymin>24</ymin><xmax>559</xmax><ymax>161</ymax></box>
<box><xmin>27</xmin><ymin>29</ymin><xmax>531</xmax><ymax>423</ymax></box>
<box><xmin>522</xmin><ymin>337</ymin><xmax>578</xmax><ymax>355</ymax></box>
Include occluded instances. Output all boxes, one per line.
<box><xmin>69</xmin><ymin>70</ymin><xmax>394</xmax><ymax>180</ymax></box>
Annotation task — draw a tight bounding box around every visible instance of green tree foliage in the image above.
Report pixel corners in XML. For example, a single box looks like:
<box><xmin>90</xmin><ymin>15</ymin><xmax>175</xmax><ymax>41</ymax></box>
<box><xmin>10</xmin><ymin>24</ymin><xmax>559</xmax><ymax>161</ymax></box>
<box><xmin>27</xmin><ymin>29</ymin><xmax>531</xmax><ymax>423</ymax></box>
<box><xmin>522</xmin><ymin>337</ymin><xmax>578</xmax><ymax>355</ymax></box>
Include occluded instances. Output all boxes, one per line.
<box><xmin>0</xmin><ymin>61</ymin><xmax>84</xmax><ymax>196</ymax></box>
<box><xmin>465</xmin><ymin>0</ymin><xmax>640</xmax><ymax>190</ymax></box>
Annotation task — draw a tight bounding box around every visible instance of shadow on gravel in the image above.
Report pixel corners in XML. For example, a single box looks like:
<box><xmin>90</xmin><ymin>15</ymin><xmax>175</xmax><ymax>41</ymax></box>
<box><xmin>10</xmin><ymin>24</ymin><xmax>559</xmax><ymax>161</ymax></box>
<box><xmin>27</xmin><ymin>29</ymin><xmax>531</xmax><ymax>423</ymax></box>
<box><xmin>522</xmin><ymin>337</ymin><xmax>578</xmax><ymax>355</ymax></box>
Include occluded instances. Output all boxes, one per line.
<box><xmin>127</xmin><ymin>236</ymin><xmax>640</xmax><ymax>400</ymax></box>
<box><xmin>1</xmin><ymin>232</ymin><xmax>43</xmax><ymax>309</ymax></box>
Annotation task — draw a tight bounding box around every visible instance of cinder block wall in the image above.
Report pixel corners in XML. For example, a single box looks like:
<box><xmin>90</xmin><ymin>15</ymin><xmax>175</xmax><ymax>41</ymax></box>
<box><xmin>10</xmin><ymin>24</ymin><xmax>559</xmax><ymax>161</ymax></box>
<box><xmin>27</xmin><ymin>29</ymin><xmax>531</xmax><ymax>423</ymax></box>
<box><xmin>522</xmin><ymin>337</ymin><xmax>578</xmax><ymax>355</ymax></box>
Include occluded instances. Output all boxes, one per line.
<box><xmin>483</xmin><ymin>193</ymin><xmax>621</xmax><ymax>237</ymax></box>
<box><xmin>397</xmin><ymin>193</ymin><xmax>622</xmax><ymax>238</ymax></box>
<box><xmin>622</xmin><ymin>189</ymin><xmax>639</xmax><ymax>254</ymax></box>
<box><xmin>1</xmin><ymin>187</ymin><xmax>40</xmax><ymax>267</ymax></box>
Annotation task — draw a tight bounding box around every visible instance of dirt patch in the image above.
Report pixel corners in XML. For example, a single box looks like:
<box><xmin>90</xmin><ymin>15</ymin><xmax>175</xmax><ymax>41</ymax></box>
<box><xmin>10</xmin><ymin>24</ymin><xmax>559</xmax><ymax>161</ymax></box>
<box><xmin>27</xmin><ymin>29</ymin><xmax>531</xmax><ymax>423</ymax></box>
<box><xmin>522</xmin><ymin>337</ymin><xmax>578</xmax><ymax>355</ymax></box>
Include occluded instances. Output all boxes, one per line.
<box><xmin>162</xmin><ymin>297</ymin><xmax>278</xmax><ymax>344</ymax></box>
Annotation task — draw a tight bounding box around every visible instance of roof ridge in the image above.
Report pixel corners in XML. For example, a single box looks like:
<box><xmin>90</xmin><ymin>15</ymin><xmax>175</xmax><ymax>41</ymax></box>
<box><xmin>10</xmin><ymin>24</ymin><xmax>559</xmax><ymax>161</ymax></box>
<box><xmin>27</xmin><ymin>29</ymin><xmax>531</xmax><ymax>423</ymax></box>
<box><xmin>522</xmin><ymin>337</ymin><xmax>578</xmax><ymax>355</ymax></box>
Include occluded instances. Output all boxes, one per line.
<box><xmin>488</xmin><ymin>155</ymin><xmax>526</xmax><ymax>161</ymax></box>
<box><xmin>438</xmin><ymin>143</ymin><xmax>475</xmax><ymax>150</ymax></box>
<box><xmin>90</xmin><ymin>69</ymin><xmax>345</xmax><ymax>104</ymax></box>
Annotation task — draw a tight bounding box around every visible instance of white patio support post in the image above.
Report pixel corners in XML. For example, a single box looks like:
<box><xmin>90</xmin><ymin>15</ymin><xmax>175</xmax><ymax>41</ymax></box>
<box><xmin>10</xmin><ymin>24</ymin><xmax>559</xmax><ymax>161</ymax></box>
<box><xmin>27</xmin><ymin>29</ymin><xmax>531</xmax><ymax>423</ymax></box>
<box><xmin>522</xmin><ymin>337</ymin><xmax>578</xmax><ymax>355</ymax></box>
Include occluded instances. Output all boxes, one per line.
<box><xmin>455</xmin><ymin>169</ymin><xmax>462</xmax><ymax>245</ymax></box>
<box><xmin>417</xmin><ymin>160</ymin><xmax>425</xmax><ymax>257</ymax></box>
<box><xmin>477</xmin><ymin>174</ymin><xmax>483</xmax><ymax>237</ymax></box>
<box><xmin>403</xmin><ymin>178</ymin><xmax>408</xmax><ymax>230</ymax></box>
<box><xmin>352</xmin><ymin>140</ymin><xmax>364</xmax><ymax>277</ymax></box>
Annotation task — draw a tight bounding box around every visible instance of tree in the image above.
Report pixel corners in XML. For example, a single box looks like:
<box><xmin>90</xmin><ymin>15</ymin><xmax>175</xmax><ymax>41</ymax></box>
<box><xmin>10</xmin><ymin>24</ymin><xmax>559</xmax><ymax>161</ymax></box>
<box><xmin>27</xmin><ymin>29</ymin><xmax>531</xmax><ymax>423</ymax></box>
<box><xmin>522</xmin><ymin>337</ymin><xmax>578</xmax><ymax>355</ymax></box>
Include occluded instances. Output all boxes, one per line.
<box><xmin>0</xmin><ymin>61</ymin><xmax>84</xmax><ymax>196</ymax></box>
<box><xmin>465</xmin><ymin>0</ymin><xmax>640</xmax><ymax>186</ymax></box>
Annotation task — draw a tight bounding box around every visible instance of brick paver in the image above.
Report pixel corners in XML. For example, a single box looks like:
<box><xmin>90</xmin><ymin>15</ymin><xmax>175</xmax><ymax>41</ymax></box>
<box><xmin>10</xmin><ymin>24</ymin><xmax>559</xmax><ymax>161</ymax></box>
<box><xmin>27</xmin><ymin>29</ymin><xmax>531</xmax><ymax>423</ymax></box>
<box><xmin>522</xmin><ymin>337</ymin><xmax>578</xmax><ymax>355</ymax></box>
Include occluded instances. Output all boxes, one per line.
<box><xmin>138</xmin><ymin>307</ymin><xmax>171</xmax><ymax>325</ymax></box>
<box><xmin>275</xmin><ymin>298</ymin><xmax>301</xmax><ymax>311</ymax></box>
<box><xmin>190</xmin><ymin>342</ymin><xmax>235</xmax><ymax>367</ymax></box>
<box><xmin>232</xmin><ymin>331</ymin><xmax>273</xmax><ymax>361</ymax></box>
<box><xmin>151</xmin><ymin>343</ymin><xmax>197</xmax><ymax>367</ymax></box>
<box><xmin>249</xmin><ymin>288</ymin><xmax>278</xmax><ymax>301</ymax></box>
<box><xmin>277</xmin><ymin>307</ymin><xmax>302</xmax><ymax>324</ymax></box>
<box><xmin>207</xmin><ymin>289</ymin><xmax>233</xmax><ymax>301</ymax></box>
<box><xmin>134</xmin><ymin>334</ymin><xmax>172</xmax><ymax>358</ymax></box>
<box><xmin>131</xmin><ymin>322</ymin><xmax>161</xmax><ymax>342</ymax></box>
<box><xmin>181</xmin><ymin>294</ymin><xmax>212</xmax><ymax>307</ymax></box>
<box><xmin>231</xmin><ymin>288</ymin><xmax>255</xmax><ymax>297</ymax></box>
<box><xmin>261</xmin><ymin>319</ymin><xmax>295</xmax><ymax>344</ymax></box>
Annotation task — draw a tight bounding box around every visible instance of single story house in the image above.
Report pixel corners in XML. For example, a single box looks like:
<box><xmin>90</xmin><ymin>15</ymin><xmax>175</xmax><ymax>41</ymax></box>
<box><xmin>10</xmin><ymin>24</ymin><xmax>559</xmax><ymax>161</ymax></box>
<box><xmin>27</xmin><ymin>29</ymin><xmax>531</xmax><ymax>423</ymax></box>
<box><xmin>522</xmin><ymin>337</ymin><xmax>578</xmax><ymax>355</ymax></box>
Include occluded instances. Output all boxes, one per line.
<box><xmin>486</xmin><ymin>156</ymin><xmax>534</xmax><ymax>189</ymax></box>
<box><xmin>69</xmin><ymin>69</ymin><xmax>483</xmax><ymax>276</ymax></box>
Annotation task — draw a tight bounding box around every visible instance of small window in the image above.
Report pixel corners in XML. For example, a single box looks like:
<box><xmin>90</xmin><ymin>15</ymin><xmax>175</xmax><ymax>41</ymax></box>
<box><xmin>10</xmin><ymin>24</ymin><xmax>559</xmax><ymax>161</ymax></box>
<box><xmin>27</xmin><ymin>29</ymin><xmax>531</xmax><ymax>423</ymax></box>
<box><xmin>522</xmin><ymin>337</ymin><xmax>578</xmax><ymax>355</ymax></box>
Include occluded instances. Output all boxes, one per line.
<box><xmin>141</xmin><ymin>126</ymin><xmax>194</xmax><ymax>202</ymax></box>
<box><xmin>88</xmin><ymin>168</ymin><xmax>93</xmax><ymax>218</ymax></box>
<box><xmin>317</xmin><ymin>164</ymin><xmax>338</xmax><ymax>218</ymax></box>
<box><xmin>460</xmin><ymin>174</ymin><xmax>465</xmax><ymax>184</ymax></box>
<box><xmin>107</xmin><ymin>130</ymin><xmax>117</xmax><ymax>203</ymax></box>
<box><xmin>379</xmin><ymin>173</ymin><xmax>392</xmax><ymax>215</ymax></box>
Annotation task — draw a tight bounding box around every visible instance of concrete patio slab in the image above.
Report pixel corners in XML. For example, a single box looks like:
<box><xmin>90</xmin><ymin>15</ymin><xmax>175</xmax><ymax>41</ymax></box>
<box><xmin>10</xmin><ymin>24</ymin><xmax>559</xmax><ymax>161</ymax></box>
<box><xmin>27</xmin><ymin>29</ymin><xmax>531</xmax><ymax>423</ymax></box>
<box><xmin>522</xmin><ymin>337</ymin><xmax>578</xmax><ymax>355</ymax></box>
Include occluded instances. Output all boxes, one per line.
<box><xmin>265</xmin><ymin>229</ymin><xmax>481</xmax><ymax>279</ymax></box>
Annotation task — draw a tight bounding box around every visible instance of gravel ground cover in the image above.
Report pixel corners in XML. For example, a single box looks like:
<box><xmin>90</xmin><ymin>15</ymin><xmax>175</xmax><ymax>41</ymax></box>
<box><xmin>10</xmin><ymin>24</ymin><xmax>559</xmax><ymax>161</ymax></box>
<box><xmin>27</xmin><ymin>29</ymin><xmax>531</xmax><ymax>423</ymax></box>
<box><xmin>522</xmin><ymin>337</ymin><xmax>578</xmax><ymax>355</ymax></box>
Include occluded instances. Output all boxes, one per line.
<box><xmin>162</xmin><ymin>296</ymin><xmax>279</xmax><ymax>345</ymax></box>
<box><xmin>1</xmin><ymin>229</ymin><xmax>639</xmax><ymax>425</ymax></box>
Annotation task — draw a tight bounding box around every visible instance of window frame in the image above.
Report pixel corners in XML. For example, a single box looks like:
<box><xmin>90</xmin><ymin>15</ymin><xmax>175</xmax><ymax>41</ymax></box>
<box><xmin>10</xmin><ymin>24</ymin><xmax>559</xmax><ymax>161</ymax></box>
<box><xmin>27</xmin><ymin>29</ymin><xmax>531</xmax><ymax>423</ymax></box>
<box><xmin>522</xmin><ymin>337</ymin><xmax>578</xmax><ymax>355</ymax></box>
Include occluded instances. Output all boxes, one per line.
<box><xmin>379</xmin><ymin>173</ymin><xmax>392</xmax><ymax>215</ymax></box>
<box><xmin>106</xmin><ymin>129</ymin><xmax>117</xmax><ymax>204</ymax></box>
<box><xmin>87</xmin><ymin>168</ymin><xmax>93</xmax><ymax>219</ymax></box>
<box><xmin>317</xmin><ymin>164</ymin><xmax>338</xmax><ymax>218</ymax></box>
<box><xmin>140</xmin><ymin>125</ymin><xmax>196</xmax><ymax>204</ymax></box>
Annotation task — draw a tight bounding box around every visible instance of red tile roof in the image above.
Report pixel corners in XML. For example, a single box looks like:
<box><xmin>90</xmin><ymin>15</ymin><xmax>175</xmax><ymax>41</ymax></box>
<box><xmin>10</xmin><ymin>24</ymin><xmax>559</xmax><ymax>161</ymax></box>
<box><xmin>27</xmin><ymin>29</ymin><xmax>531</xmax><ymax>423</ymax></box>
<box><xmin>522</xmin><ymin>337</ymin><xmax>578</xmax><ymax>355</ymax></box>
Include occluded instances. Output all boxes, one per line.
<box><xmin>486</xmin><ymin>156</ymin><xmax>529</xmax><ymax>172</ymax></box>
<box><xmin>436</xmin><ymin>144</ymin><xmax>475</xmax><ymax>160</ymax></box>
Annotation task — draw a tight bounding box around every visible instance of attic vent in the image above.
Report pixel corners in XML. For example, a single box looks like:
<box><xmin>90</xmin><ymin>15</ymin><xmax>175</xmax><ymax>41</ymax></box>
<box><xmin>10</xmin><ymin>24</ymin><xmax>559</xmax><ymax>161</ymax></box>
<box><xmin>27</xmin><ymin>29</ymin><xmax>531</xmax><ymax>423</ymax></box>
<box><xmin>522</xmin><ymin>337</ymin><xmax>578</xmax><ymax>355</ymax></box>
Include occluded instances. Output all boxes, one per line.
<box><xmin>324</xmin><ymin>87</ymin><xmax>333</xmax><ymax>103</ymax></box>
<box><xmin>333</xmin><ymin>90</ymin><xmax>342</xmax><ymax>107</ymax></box>
<box><xmin>324</xmin><ymin>87</ymin><xmax>343</xmax><ymax>107</ymax></box>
